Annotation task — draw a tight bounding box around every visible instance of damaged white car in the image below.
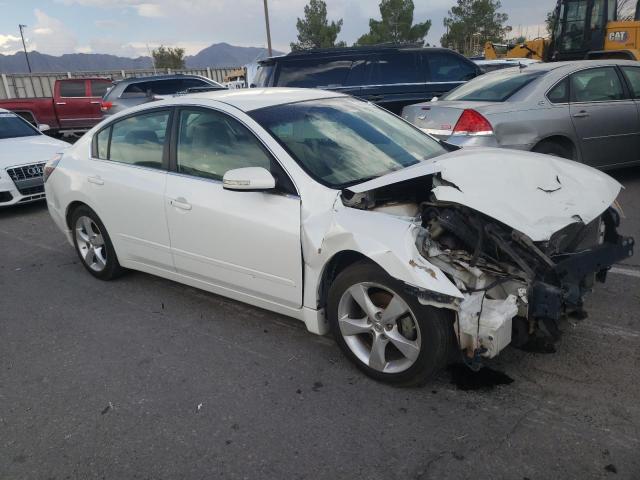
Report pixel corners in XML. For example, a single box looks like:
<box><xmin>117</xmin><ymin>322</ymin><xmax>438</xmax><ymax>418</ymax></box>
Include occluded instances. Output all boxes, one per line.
<box><xmin>44</xmin><ymin>88</ymin><xmax>634</xmax><ymax>385</ymax></box>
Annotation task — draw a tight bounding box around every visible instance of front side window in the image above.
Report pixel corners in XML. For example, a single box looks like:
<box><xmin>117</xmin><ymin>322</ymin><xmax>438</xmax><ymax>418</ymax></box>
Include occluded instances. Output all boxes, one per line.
<box><xmin>621</xmin><ymin>66</ymin><xmax>640</xmax><ymax>98</ymax></box>
<box><xmin>370</xmin><ymin>52</ymin><xmax>423</xmax><ymax>85</ymax></box>
<box><xmin>59</xmin><ymin>80</ymin><xmax>86</xmax><ymax>97</ymax></box>
<box><xmin>176</xmin><ymin>109</ymin><xmax>271</xmax><ymax>181</ymax></box>
<box><xmin>0</xmin><ymin>112</ymin><xmax>40</xmax><ymax>139</ymax></box>
<box><xmin>249</xmin><ymin>97</ymin><xmax>446</xmax><ymax>189</ymax></box>
<box><xmin>427</xmin><ymin>52</ymin><xmax>477</xmax><ymax>82</ymax></box>
<box><xmin>442</xmin><ymin>69</ymin><xmax>544</xmax><ymax>102</ymax></box>
<box><xmin>276</xmin><ymin>59</ymin><xmax>353</xmax><ymax>88</ymax></box>
<box><xmin>571</xmin><ymin>67</ymin><xmax>624</xmax><ymax>102</ymax></box>
<box><xmin>108</xmin><ymin>110</ymin><xmax>169</xmax><ymax>169</ymax></box>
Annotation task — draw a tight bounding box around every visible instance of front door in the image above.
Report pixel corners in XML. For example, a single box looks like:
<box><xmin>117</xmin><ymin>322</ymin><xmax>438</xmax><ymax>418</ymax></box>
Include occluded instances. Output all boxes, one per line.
<box><xmin>164</xmin><ymin>107</ymin><xmax>303</xmax><ymax>308</ymax></box>
<box><xmin>569</xmin><ymin>66</ymin><xmax>640</xmax><ymax>167</ymax></box>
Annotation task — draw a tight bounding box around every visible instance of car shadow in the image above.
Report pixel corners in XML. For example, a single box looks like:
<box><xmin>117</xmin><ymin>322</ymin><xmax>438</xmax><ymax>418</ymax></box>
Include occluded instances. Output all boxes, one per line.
<box><xmin>0</xmin><ymin>200</ymin><xmax>47</xmax><ymax>219</ymax></box>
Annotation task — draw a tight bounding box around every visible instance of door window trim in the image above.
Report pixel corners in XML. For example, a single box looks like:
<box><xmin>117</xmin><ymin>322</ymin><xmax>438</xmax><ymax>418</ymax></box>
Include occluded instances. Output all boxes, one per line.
<box><xmin>168</xmin><ymin>105</ymin><xmax>300</xmax><ymax>197</ymax></box>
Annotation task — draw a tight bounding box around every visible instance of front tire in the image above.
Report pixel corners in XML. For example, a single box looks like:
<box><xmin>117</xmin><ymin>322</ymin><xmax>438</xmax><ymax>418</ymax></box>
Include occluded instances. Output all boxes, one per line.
<box><xmin>70</xmin><ymin>206</ymin><xmax>123</xmax><ymax>280</ymax></box>
<box><xmin>327</xmin><ymin>261</ymin><xmax>454</xmax><ymax>386</ymax></box>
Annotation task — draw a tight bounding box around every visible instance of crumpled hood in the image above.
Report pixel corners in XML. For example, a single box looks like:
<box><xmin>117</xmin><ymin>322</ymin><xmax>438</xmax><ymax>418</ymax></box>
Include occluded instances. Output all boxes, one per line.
<box><xmin>0</xmin><ymin>135</ymin><xmax>70</xmax><ymax>169</ymax></box>
<box><xmin>348</xmin><ymin>148</ymin><xmax>621</xmax><ymax>242</ymax></box>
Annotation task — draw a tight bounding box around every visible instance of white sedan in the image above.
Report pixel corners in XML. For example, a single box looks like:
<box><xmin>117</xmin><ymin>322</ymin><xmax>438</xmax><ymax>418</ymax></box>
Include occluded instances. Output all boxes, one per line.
<box><xmin>0</xmin><ymin>109</ymin><xmax>69</xmax><ymax>206</ymax></box>
<box><xmin>44</xmin><ymin>88</ymin><xmax>634</xmax><ymax>385</ymax></box>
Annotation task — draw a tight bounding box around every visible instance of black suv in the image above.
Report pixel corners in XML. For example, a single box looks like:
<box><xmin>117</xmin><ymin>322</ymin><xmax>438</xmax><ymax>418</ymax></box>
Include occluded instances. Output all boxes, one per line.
<box><xmin>252</xmin><ymin>45</ymin><xmax>481</xmax><ymax>114</ymax></box>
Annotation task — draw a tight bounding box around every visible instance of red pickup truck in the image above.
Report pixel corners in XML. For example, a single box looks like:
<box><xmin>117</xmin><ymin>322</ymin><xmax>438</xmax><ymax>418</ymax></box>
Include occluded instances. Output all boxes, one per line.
<box><xmin>0</xmin><ymin>78</ymin><xmax>112</xmax><ymax>136</ymax></box>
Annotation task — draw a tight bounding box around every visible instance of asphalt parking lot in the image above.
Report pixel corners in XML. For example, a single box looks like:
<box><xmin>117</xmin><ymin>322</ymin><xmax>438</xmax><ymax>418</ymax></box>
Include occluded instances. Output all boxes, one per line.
<box><xmin>1</xmin><ymin>167</ymin><xmax>639</xmax><ymax>480</ymax></box>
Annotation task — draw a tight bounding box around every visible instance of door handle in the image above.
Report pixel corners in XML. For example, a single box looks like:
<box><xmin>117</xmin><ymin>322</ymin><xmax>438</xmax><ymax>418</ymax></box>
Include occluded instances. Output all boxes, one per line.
<box><xmin>87</xmin><ymin>176</ymin><xmax>104</xmax><ymax>185</ymax></box>
<box><xmin>170</xmin><ymin>197</ymin><xmax>192</xmax><ymax>211</ymax></box>
<box><xmin>56</xmin><ymin>102</ymin><xmax>67</xmax><ymax>105</ymax></box>
<box><xmin>90</xmin><ymin>101</ymin><xmax>101</xmax><ymax>104</ymax></box>
<box><xmin>572</xmin><ymin>111</ymin><xmax>590</xmax><ymax>118</ymax></box>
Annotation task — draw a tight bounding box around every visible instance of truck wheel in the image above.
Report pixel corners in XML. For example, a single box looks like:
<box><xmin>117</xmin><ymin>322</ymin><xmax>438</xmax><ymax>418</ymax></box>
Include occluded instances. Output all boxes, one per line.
<box><xmin>327</xmin><ymin>261</ymin><xmax>454</xmax><ymax>386</ymax></box>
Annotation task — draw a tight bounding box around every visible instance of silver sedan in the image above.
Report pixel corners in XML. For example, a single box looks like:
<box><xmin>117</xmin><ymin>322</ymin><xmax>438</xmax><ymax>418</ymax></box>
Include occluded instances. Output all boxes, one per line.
<box><xmin>402</xmin><ymin>59</ymin><xmax>640</xmax><ymax>169</ymax></box>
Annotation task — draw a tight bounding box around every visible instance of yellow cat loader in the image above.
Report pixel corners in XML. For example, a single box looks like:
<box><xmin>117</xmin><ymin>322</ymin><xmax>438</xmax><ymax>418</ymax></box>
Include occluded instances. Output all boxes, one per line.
<box><xmin>484</xmin><ymin>0</ymin><xmax>640</xmax><ymax>61</ymax></box>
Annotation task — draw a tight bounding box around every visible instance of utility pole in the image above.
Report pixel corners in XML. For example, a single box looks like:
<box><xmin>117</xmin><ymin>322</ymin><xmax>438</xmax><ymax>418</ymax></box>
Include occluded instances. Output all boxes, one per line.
<box><xmin>18</xmin><ymin>24</ymin><xmax>32</xmax><ymax>73</ymax></box>
<box><xmin>263</xmin><ymin>0</ymin><xmax>273</xmax><ymax>57</ymax></box>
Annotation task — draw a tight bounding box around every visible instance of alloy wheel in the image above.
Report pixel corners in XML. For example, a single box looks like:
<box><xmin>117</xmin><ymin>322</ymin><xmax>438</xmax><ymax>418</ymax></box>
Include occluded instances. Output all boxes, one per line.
<box><xmin>75</xmin><ymin>215</ymin><xmax>107</xmax><ymax>273</ymax></box>
<box><xmin>337</xmin><ymin>282</ymin><xmax>422</xmax><ymax>374</ymax></box>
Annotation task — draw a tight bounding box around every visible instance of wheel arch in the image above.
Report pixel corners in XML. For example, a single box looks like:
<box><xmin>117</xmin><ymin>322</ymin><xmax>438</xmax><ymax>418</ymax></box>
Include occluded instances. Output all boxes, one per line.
<box><xmin>532</xmin><ymin>134</ymin><xmax>579</xmax><ymax>160</ymax></box>
<box><xmin>316</xmin><ymin>250</ymin><xmax>372</xmax><ymax>310</ymax></box>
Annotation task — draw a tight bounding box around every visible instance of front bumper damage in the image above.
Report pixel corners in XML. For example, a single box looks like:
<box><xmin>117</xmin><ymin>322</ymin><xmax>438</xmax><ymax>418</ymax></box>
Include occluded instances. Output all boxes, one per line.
<box><xmin>414</xmin><ymin>206</ymin><xmax>634</xmax><ymax>361</ymax></box>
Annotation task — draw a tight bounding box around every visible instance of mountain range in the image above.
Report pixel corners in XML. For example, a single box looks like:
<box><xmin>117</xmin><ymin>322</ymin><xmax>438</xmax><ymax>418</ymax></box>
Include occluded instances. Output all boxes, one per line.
<box><xmin>0</xmin><ymin>42</ymin><xmax>283</xmax><ymax>74</ymax></box>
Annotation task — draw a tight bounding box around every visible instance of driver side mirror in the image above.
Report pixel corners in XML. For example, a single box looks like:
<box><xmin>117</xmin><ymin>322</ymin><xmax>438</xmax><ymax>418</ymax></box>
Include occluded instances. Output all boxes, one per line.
<box><xmin>38</xmin><ymin>123</ymin><xmax>50</xmax><ymax>132</ymax></box>
<box><xmin>223</xmin><ymin>167</ymin><xmax>275</xmax><ymax>191</ymax></box>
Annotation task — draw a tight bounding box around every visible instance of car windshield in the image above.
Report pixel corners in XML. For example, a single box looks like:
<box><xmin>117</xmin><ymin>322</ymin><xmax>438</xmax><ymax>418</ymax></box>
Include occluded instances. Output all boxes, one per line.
<box><xmin>442</xmin><ymin>69</ymin><xmax>545</xmax><ymax>102</ymax></box>
<box><xmin>0</xmin><ymin>113</ymin><xmax>40</xmax><ymax>139</ymax></box>
<box><xmin>249</xmin><ymin>97</ymin><xmax>446</xmax><ymax>189</ymax></box>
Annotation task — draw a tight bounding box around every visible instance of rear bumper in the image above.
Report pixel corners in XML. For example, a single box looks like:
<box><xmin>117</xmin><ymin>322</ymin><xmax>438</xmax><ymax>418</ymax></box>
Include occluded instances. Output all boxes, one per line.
<box><xmin>426</xmin><ymin>133</ymin><xmax>532</xmax><ymax>151</ymax></box>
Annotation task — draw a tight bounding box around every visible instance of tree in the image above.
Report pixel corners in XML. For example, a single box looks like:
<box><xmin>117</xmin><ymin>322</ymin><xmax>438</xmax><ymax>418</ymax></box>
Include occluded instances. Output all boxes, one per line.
<box><xmin>152</xmin><ymin>45</ymin><xmax>185</xmax><ymax>69</ymax></box>
<box><xmin>355</xmin><ymin>0</ymin><xmax>431</xmax><ymax>46</ymax></box>
<box><xmin>617</xmin><ymin>0</ymin><xmax>637</xmax><ymax>20</ymax></box>
<box><xmin>441</xmin><ymin>0</ymin><xmax>509</xmax><ymax>56</ymax></box>
<box><xmin>545</xmin><ymin>9</ymin><xmax>557</xmax><ymax>35</ymax></box>
<box><xmin>290</xmin><ymin>0</ymin><xmax>345</xmax><ymax>51</ymax></box>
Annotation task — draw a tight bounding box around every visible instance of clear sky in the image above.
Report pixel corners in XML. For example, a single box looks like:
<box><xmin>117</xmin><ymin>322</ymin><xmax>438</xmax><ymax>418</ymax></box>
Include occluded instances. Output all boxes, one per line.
<box><xmin>0</xmin><ymin>0</ymin><xmax>555</xmax><ymax>57</ymax></box>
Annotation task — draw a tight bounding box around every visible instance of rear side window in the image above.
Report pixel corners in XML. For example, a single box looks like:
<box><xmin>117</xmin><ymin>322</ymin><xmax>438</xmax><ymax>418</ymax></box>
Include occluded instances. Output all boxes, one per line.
<box><xmin>369</xmin><ymin>52</ymin><xmax>423</xmax><ymax>85</ymax></box>
<box><xmin>570</xmin><ymin>67</ymin><xmax>624</xmax><ymax>102</ymax></box>
<box><xmin>90</xmin><ymin>81</ymin><xmax>110</xmax><ymax>97</ymax></box>
<box><xmin>427</xmin><ymin>52</ymin><xmax>477</xmax><ymax>82</ymax></box>
<box><xmin>180</xmin><ymin>78</ymin><xmax>210</xmax><ymax>90</ymax></box>
<box><xmin>442</xmin><ymin>70</ymin><xmax>544</xmax><ymax>102</ymax></box>
<box><xmin>96</xmin><ymin>127</ymin><xmax>110</xmax><ymax>159</ymax></box>
<box><xmin>59</xmin><ymin>80</ymin><xmax>86</xmax><ymax>97</ymax></box>
<box><xmin>621</xmin><ymin>66</ymin><xmax>640</xmax><ymax>99</ymax></box>
<box><xmin>103</xmin><ymin>110</ymin><xmax>170</xmax><ymax>169</ymax></box>
<box><xmin>547</xmin><ymin>78</ymin><xmax>569</xmax><ymax>103</ymax></box>
<box><xmin>276</xmin><ymin>59</ymin><xmax>353</xmax><ymax>87</ymax></box>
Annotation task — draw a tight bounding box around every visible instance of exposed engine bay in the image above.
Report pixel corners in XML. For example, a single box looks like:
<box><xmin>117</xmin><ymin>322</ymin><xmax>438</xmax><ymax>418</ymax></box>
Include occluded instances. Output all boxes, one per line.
<box><xmin>343</xmin><ymin>172</ymin><xmax>635</xmax><ymax>363</ymax></box>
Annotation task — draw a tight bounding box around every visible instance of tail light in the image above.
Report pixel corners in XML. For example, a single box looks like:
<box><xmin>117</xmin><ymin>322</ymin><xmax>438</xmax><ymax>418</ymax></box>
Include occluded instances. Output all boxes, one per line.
<box><xmin>43</xmin><ymin>153</ymin><xmax>63</xmax><ymax>183</ymax></box>
<box><xmin>100</xmin><ymin>101</ymin><xmax>112</xmax><ymax>112</ymax></box>
<box><xmin>452</xmin><ymin>109</ymin><xmax>493</xmax><ymax>136</ymax></box>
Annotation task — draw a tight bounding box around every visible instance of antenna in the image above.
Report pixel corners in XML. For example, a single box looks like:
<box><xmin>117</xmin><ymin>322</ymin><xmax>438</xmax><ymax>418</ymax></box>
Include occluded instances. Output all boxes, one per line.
<box><xmin>18</xmin><ymin>24</ymin><xmax>32</xmax><ymax>73</ymax></box>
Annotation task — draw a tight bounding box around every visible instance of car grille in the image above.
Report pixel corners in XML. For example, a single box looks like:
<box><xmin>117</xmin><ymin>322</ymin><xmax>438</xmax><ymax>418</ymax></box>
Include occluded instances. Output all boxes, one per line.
<box><xmin>6</xmin><ymin>163</ymin><xmax>45</xmax><ymax>195</ymax></box>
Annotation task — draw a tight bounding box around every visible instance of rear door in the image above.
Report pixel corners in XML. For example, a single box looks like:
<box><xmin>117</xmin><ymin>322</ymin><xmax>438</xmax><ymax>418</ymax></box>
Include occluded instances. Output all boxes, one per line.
<box><xmin>88</xmin><ymin>108</ymin><xmax>174</xmax><ymax>270</ymax></box>
<box><xmin>359</xmin><ymin>51</ymin><xmax>426</xmax><ymax>114</ymax></box>
<box><xmin>568</xmin><ymin>66</ymin><xmax>640</xmax><ymax>168</ymax></box>
<box><xmin>55</xmin><ymin>79</ymin><xmax>92</xmax><ymax>128</ymax></box>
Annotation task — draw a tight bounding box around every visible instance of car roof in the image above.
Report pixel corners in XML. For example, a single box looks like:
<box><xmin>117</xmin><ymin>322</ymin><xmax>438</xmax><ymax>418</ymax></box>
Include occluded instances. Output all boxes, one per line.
<box><xmin>259</xmin><ymin>45</ymin><xmax>464</xmax><ymax>64</ymax></box>
<box><xmin>522</xmin><ymin>59</ymin><xmax>640</xmax><ymax>73</ymax></box>
<box><xmin>171</xmin><ymin>87</ymin><xmax>346</xmax><ymax>112</ymax></box>
<box><xmin>113</xmin><ymin>73</ymin><xmax>213</xmax><ymax>85</ymax></box>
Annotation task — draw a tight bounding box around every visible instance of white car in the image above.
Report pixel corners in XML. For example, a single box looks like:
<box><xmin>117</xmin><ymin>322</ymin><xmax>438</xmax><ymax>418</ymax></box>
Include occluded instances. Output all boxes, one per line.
<box><xmin>0</xmin><ymin>109</ymin><xmax>70</xmax><ymax>206</ymax></box>
<box><xmin>44</xmin><ymin>88</ymin><xmax>634</xmax><ymax>385</ymax></box>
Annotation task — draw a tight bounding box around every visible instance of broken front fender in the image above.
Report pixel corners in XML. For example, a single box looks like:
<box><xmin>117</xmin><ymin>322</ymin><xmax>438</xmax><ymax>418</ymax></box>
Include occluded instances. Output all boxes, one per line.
<box><xmin>301</xmin><ymin>203</ymin><xmax>464</xmax><ymax>311</ymax></box>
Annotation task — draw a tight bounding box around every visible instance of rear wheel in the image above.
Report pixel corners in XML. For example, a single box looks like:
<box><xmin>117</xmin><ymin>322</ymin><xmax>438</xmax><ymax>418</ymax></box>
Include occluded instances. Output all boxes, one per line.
<box><xmin>533</xmin><ymin>140</ymin><xmax>574</xmax><ymax>160</ymax></box>
<box><xmin>71</xmin><ymin>206</ymin><xmax>123</xmax><ymax>280</ymax></box>
<box><xmin>327</xmin><ymin>261</ymin><xmax>454</xmax><ymax>386</ymax></box>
